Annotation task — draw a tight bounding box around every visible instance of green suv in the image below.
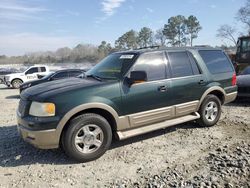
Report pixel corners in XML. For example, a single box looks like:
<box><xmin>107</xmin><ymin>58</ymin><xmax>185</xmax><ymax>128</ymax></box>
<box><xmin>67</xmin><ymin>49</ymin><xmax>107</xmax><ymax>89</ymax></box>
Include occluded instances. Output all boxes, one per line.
<box><xmin>17</xmin><ymin>47</ymin><xmax>237</xmax><ymax>162</ymax></box>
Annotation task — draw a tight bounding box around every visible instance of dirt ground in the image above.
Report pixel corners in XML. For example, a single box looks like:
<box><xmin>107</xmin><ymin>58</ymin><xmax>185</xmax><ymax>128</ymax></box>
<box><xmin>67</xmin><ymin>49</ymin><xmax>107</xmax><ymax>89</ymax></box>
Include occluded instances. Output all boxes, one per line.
<box><xmin>0</xmin><ymin>85</ymin><xmax>249</xmax><ymax>188</ymax></box>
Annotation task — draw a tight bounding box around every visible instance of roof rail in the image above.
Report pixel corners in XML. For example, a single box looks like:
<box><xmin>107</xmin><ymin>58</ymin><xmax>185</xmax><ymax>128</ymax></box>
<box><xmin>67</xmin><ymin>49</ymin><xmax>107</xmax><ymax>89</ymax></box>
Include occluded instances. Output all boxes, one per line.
<box><xmin>136</xmin><ymin>45</ymin><xmax>161</xmax><ymax>50</ymax></box>
<box><xmin>193</xmin><ymin>45</ymin><xmax>211</xmax><ymax>47</ymax></box>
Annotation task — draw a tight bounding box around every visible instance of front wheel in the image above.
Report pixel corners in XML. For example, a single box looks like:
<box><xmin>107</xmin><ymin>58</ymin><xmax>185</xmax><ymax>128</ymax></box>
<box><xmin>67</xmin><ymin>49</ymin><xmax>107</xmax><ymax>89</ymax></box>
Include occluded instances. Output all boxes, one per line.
<box><xmin>197</xmin><ymin>94</ymin><xmax>222</xmax><ymax>127</ymax></box>
<box><xmin>62</xmin><ymin>113</ymin><xmax>112</xmax><ymax>162</ymax></box>
<box><xmin>12</xmin><ymin>79</ymin><xmax>23</xmax><ymax>89</ymax></box>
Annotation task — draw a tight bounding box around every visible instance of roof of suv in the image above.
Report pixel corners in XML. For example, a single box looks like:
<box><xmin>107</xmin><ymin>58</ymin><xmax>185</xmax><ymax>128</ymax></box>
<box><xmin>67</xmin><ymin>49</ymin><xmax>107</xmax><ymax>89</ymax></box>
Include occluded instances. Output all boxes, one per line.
<box><xmin>114</xmin><ymin>46</ymin><xmax>222</xmax><ymax>55</ymax></box>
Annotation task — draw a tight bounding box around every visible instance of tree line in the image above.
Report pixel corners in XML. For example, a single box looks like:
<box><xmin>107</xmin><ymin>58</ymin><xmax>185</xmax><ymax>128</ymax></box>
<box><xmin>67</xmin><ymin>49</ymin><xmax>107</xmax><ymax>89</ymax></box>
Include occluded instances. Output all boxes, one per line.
<box><xmin>0</xmin><ymin>15</ymin><xmax>202</xmax><ymax>65</ymax></box>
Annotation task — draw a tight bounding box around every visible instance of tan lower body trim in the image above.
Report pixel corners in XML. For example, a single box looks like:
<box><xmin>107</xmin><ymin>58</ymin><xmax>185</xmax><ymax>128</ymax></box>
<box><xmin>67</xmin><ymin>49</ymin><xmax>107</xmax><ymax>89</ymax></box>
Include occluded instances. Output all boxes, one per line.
<box><xmin>18</xmin><ymin>126</ymin><xmax>58</xmax><ymax>149</ymax></box>
<box><xmin>118</xmin><ymin>100</ymin><xmax>199</xmax><ymax>129</ymax></box>
<box><xmin>224</xmin><ymin>92</ymin><xmax>237</xmax><ymax>104</ymax></box>
<box><xmin>117</xmin><ymin>112</ymin><xmax>200</xmax><ymax>140</ymax></box>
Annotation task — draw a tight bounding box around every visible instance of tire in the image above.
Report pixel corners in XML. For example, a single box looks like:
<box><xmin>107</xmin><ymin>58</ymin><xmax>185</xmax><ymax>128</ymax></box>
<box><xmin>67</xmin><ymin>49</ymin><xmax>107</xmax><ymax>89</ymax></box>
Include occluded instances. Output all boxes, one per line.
<box><xmin>0</xmin><ymin>78</ymin><xmax>3</xmax><ymax>84</ymax></box>
<box><xmin>62</xmin><ymin>113</ymin><xmax>112</xmax><ymax>162</ymax></box>
<box><xmin>197</xmin><ymin>94</ymin><xmax>221</xmax><ymax>127</ymax></box>
<box><xmin>12</xmin><ymin>79</ymin><xmax>23</xmax><ymax>89</ymax></box>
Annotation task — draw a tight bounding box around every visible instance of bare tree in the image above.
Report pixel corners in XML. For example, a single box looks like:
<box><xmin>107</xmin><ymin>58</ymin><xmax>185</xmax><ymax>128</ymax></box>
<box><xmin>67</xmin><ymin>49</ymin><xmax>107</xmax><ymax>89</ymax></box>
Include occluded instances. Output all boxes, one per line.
<box><xmin>237</xmin><ymin>0</ymin><xmax>250</xmax><ymax>34</ymax></box>
<box><xmin>216</xmin><ymin>25</ymin><xmax>237</xmax><ymax>46</ymax></box>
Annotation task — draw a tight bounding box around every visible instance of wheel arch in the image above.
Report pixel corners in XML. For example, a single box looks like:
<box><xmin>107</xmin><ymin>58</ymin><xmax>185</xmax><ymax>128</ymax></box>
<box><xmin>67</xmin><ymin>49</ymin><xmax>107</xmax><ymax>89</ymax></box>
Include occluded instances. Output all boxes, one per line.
<box><xmin>11</xmin><ymin>78</ymin><xmax>23</xmax><ymax>84</ymax></box>
<box><xmin>197</xmin><ymin>86</ymin><xmax>226</xmax><ymax>110</ymax></box>
<box><xmin>56</xmin><ymin>103</ymin><xmax>120</xmax><ymax>143</ymax></box>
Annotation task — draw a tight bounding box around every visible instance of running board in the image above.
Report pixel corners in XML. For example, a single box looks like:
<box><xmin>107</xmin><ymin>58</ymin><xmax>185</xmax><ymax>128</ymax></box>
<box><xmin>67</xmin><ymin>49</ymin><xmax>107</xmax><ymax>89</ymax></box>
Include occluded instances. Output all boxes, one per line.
<box><xmin>117</xmin><ymin>112</ymin><xmax>200</xmax><ymax>140</ymax></box>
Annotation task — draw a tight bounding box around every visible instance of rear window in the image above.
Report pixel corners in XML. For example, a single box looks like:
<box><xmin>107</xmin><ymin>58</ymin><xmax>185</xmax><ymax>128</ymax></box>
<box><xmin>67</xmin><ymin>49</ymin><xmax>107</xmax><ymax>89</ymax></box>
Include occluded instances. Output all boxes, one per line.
<box><xmin>199</xmin><ymin>50</ymin><xmax>233</xmax><ymax>74</ymax></box>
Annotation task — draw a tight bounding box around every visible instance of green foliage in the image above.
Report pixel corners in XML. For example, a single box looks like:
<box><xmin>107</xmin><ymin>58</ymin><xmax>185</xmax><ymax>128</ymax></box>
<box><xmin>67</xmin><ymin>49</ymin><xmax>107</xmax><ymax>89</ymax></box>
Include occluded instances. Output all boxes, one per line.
<box><xmin>115</xmin><ymin>30</ymin><xmax>138</xmax><ymax>50</ymax></box>
<box><xmin>163</xmin><ymin>15</ymin><xmax>186</xmax><ymax>47</ymax></box>
<box><xmin>98</xmin><ymin>41</ymin><xmax>113</xmax><ymax>59</ymax></box>
<box><xmin>163</xmin><ymin>15</ymin><xmax>202</xmax><ymax>47</ymax></box>
<box><xmin>137</xmin><ymin>27</ymin><xmax>154</xmax><ymax>48</ymax></box>
<box><xmin>185</xmin><ymin>15</ymin><xmax>202</xmax><ymax>46</ymax></box>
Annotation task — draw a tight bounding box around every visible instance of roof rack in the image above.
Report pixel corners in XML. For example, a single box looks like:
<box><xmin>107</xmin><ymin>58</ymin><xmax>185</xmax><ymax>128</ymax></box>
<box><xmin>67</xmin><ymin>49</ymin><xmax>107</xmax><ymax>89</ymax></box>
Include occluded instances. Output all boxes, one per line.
<box><xmin>193</xmin><ymin>45</ymin><xmax>211</xmax><ymax>47</ymax></box>
<box><xmin>136</xmin><ymin>45</ymin><xmax>161</xmax><ymax>50</ymax></box>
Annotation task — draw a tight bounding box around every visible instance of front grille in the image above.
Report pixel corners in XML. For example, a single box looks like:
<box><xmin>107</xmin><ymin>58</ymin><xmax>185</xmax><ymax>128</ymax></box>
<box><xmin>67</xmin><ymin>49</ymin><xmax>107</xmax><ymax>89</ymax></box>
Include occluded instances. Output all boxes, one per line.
<box><xmin>18</xmin><ymin>99</ymin><xmax>30</xmax><ymax>117</ymax></box>
<box><xmin>238</xmin><ymin>87</ymin><xmax>250</xmax><ymax>94</ymax></box>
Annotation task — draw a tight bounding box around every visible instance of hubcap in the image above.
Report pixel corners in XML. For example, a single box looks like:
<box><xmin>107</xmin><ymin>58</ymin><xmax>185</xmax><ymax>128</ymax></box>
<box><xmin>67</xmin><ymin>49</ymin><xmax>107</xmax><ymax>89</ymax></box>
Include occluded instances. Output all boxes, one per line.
<box><xmin>13</xmin><ymin>81</ymin><xmax>22</xmax><ymax>88</ymax></box>
<box><xmin>74</xmin><ymin>124</ymin><xmax>104</xmax><ymax>154</ymax></box>
<box><xmin>205</xmin><ymin>101</ymin><xmax>218</xmax><ymax>122</ymax></box>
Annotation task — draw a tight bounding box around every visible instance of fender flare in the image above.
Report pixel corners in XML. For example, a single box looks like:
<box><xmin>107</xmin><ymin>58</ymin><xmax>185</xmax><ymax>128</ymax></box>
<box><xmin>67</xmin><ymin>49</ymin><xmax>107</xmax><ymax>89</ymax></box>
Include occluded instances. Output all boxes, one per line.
<box><xmin>197</xmin><ymin>86</ymin><xmax>226</xmax><ymax>110</ymax></box>
<box><xmin>55</xmin><ymin>103</ymin><xmax>120</xmax><ymax>138</ymax></box>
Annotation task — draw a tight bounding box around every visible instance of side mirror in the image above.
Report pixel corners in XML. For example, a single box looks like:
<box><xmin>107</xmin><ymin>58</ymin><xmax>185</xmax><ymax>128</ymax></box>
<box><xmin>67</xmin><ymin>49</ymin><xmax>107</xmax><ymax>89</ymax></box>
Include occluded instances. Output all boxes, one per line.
<box><xmin>127</xmin><ymin>71</ymin><xmax>147</xmax><ymax>85</ymax></box>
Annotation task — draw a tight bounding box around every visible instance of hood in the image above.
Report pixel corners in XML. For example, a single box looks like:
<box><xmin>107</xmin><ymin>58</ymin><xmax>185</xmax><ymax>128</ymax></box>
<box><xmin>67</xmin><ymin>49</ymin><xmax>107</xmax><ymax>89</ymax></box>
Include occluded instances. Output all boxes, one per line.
<box><xmin>5</xmin><ymin>72</ymin><xmax>24</xmax><ymax>77</ymax></box>
<box><xmin>237</xmin><ymin>75</ymin><xmax>250</xmax><ymax>87</ymax></box>
<box><xmin>21</xmin><ymin>77</ymin><xmax>105</xmax><ymax>101</ymax></box>
<box><xmin>21</xmin><ymin>78</ymin><xmax>45</xmax><ymax>86</ymax></box>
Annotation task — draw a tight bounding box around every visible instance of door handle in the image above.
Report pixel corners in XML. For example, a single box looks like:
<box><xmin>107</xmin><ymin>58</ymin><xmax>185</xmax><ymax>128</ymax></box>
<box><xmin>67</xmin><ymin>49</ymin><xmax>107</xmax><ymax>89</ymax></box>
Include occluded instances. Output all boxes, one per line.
<box><xmin>158</xmin><ymin>86</ymin><xmax>167</xmax><ymax>92</ymax></box>
<box><xmin>198</xmin><ymin>80</ymin><xmax>205</xmax><ymax>85</ymax></box>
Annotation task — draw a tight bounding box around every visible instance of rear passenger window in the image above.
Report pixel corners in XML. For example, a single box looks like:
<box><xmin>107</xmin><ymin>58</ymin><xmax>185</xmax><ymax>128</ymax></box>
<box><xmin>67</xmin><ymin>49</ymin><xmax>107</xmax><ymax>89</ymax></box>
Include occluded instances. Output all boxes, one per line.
<box><xmin>199</xmin><ymin>50</ymin><xmax>233</xmax><ymax>74</ymax></box>
<box><xmin>69</xmin><ymin>71</ymin><xmax>82</xmax><ymax>77</ymax></box>
<box><xmin>40</xmin><ymin>67</ymin><xmax>46</xmax><ymax>72</ymax></box>
<box><xmin>188</xmin><ymin>52</ymin><xmax>201</xmax><ymax>75</ymax></box>
<box><xmin>131</xmin><ymin>52</ymin><xmax>166</xmax><ymax>81</ymax></box>
<box><xmin>168</xmin><ymin>52</ymin><xmax>193</xmax><ymax>78</ymax></box>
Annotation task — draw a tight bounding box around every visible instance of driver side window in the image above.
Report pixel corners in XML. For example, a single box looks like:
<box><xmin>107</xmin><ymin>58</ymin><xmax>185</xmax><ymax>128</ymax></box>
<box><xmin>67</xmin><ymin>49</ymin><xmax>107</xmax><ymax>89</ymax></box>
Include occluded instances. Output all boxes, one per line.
<box><xmin>130</xmin><ymin>52</ymin><xmax>167</xmax><ymax>81</ymax></box>
<box><xmin>26</xmin><ymin>67</ymin><xmax>39</xmax><ymax>75</ymax></box>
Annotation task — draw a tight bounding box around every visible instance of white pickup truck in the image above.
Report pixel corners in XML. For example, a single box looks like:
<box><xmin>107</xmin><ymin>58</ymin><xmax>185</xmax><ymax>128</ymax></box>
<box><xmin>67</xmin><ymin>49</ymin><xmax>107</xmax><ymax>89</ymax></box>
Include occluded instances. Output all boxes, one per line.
<box><xmin>4</xmin><ymin>65</ymin><xmax>50</xmax><ymax>89</ymax></box>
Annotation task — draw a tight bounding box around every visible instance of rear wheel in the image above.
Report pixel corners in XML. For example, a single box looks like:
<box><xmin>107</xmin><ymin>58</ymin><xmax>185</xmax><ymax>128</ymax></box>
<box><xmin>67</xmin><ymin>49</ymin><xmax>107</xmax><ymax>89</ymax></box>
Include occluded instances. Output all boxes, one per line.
<box><xmin>197</xmin><ymin>95</ymin><xmax>221</xmax><ymax>127</ymax></box>
<box><xmin>62</xmin><ymin>113</ymin><xmax>112</xmax><ymax>162</ymax></box>
<box><xmin>12</xmin><ymin>79</ymin><xmax>23</xmax><ymax>89</ymax></box>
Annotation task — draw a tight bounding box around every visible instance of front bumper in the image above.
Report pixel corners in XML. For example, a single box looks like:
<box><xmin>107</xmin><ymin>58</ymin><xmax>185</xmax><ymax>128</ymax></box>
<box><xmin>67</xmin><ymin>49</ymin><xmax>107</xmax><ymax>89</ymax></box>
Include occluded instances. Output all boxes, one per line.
<box><xmin>17</xmin><ymin>111</ymin><xmax>60</xmax><ymax>149</ymax></box>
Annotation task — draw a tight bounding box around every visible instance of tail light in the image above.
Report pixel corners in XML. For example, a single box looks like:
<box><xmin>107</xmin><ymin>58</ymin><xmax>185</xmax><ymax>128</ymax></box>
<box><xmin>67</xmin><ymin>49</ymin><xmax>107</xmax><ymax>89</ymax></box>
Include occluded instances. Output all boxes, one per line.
<box><xmin>232</xmin><ymin>73</ymin><xmax>237</xmax><ymax>86</ymax></box>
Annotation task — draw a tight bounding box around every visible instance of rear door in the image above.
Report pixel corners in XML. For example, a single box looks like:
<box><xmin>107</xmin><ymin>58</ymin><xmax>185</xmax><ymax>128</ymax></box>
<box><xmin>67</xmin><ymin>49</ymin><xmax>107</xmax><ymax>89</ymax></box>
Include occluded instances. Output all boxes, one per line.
<box><xmin>167</xmin><ymin>50</ymin><xmax>207</xmax><ymax>116</ymax></box>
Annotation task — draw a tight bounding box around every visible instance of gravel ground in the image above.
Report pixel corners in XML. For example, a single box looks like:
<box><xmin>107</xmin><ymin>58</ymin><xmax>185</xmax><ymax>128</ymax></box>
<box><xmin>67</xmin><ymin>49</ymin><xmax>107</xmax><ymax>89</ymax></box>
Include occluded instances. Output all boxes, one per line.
<box><xmin>0</xmin><ymin>85</ymin><xmax>249</xmax><ymax>188</ymax></box>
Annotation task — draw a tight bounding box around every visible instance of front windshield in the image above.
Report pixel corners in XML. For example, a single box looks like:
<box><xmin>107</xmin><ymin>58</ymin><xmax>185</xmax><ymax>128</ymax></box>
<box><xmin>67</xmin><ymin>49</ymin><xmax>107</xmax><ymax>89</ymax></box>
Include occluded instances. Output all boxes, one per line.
<box><xmin>86</xmin><ymin>53</ymin><xmax>137</xmax><ymax>80</ymax></box>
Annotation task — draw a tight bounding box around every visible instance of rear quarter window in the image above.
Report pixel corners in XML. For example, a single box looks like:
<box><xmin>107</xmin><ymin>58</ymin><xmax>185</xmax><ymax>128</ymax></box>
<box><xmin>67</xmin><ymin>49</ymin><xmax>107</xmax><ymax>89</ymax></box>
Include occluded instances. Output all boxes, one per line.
<box><xmin>199</xmin><ymin>50</ymin><xmax>233</xmax><ymax>74</ymax></box>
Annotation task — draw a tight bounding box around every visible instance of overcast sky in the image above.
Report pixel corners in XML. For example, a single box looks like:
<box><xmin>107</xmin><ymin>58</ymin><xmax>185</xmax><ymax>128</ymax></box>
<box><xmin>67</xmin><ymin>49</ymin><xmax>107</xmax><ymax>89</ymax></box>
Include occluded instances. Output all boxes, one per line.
<box><xmin>0</xmin><ymin>0</ymin><xmax>246</xmax><ymax>56</ymax></box>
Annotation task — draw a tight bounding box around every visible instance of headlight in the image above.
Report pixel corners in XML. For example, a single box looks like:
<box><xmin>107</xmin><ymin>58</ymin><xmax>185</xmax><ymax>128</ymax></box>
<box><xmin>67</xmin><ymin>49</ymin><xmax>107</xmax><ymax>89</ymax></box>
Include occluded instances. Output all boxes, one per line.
<box><xmin>29</xmin><ymin>102</ymin><xmax>56</xmax><ymax>117</ymax></box>
<box><xmin>22</xmin><ymin>83</ymin><xmax>31</xmax><ymax>89</ymax></box>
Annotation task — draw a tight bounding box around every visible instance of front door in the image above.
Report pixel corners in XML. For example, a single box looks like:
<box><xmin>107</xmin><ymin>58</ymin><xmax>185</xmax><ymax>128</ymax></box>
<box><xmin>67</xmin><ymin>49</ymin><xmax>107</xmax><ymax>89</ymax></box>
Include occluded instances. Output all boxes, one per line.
<box><xmin>121</xmin><ymin>51</ymin><xmax>174</xmax><ymax>127</ymax></box>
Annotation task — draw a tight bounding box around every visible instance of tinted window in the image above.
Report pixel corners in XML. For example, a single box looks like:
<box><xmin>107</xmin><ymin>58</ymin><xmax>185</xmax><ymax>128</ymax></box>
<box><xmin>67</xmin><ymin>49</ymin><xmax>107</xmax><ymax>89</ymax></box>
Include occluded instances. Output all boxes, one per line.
<box><xmin>40</xmin><ymin>67</ymin><xmax>46</xmax><ymax>72</ymax></box>
<box><xmin>130</xmin><ymin>52</ymin><xmax>166</xmax><ymax>81</ymax></box>
<box><xmin>242</xmin><ymin>39</ymin><xmax>250</xmax><ymax>52</ymax></box>
<box><xmin>52</xmin><ymin>72</ymin><xmax>68</xmax><ymax>79</ymax></box>
<box><xmin>26</xmin><ymin>67</ymin><xmax>39</xmax><ymax>74</ymax></box>
<box><xmin>199</xmin><ymin>50</ymin><xmax>233</xmax><ymax>74</ymax></box>
<box><xmin>69</xmin><ymin>71</ymin><xmax>82</xmax><ymax>77</ymax></box>
<box><xmin>188</xmin><ymin>52</ymin><xmax>201</xmax><ymax>75</ymax></box>
<box><xmin>168</xmin><ymin>52</ymin><xmax>193</xmax><ymax>78</ymax></box>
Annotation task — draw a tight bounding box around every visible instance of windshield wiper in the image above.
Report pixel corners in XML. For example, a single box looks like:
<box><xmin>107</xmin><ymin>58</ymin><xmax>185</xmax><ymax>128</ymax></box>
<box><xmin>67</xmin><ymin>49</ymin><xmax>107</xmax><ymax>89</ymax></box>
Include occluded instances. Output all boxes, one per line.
<box><xmin>86</xmin><ymin>74</ymin><xmax>102</xmax><ymax>81</ymax></box>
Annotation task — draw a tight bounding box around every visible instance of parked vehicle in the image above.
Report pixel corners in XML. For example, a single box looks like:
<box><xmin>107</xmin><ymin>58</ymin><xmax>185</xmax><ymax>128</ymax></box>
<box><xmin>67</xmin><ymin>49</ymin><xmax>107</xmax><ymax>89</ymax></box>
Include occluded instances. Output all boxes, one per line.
<box><xmin>17</xmin><ymin>47</ymin><xmax>237</xmax><ymax>162</ymax></box>
<box><xmin>4</xmin><ymin>65</ymin><xmax>50</xmax><ymax>89</ymax></box>
<box><xmin>237</xmin><ymin>66</ymin><xmax>250</xmax><ymax>98</ymax></box>
<box><xmin>20</xmin><ymin>69</ymin><xmax>86</xmax><ymax>93</ymax></box>
<box><xmin>0</xmin><ymin>68</ymin><xmax>19</xmax><ymax>84</ymax></box>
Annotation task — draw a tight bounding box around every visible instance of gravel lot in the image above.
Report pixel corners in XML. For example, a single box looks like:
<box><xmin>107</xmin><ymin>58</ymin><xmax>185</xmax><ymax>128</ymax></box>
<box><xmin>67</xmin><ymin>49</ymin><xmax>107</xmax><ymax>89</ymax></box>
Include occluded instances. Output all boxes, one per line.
<box><xmin>0</xmin><ymin>84</ymin><xmax>249</xmax><ymax>188</ymax></box>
